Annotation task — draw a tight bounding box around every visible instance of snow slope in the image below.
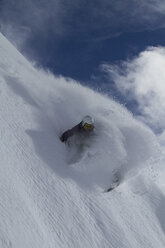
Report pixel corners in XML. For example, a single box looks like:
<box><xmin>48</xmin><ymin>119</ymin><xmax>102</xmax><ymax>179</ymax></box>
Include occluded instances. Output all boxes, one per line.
<box><xmin>0</xmin><ymin>33</ymin><xmax>165</xmax><ymax>248</ymax></box>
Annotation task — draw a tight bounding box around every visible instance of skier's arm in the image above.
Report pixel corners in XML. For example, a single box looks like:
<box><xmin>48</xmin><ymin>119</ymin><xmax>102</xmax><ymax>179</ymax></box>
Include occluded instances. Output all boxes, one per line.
<box><xmin>60</xmin><ymin>124</ymin><xmax>80</xmax><ymax>142</ymax></box>
<box><xmin>60</xmin><ymin>129</ymin><xmax>74</xmax><ymax>142</ymax></box>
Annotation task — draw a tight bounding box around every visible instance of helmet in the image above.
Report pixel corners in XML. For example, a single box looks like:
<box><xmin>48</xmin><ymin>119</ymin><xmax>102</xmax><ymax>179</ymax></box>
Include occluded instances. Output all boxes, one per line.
<box><xmin>81</xmin><ymin>115</ymin><xmax>94</xmax><ymax>130</ymax></box>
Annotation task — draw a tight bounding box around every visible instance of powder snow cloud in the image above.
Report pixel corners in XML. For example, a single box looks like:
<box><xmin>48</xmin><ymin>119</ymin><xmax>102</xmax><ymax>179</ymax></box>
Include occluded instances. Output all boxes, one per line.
<box><xmin>1</xmin><ymin>0</ymin><xmax>165</xmax><ymax>135</ymax></box>
<box><xmin>102</xmin><ymin>46</ymin><xmax>165</xmax><ymax>133</ymax></box>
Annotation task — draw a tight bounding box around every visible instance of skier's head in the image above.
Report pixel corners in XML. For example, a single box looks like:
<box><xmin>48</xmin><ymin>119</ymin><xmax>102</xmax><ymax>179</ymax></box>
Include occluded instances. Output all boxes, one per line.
<box><xmin>81</xmin><ymin>115</ymin><xmax>94</xmax><ymax>130</ymax></box>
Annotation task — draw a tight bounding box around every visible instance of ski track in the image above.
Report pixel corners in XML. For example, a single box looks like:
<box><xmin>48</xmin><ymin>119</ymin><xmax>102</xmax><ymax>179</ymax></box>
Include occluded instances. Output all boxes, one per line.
<box><xmin>0</xmin><ymin>33</ymin><xmax>165</xmax><ymax>247</ymax></box>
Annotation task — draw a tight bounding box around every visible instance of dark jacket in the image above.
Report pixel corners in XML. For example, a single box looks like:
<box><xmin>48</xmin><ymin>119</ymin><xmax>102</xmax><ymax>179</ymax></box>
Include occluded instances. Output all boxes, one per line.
<box><xmin>60</xmin><ymin>122</ymin><xmax>93</xmax><ymax>142</ymax></box>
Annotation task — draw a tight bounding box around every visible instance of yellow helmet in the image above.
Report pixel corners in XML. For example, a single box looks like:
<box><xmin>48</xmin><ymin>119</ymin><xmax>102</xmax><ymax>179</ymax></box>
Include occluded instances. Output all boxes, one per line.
<box><xmin>81</xmin><ymin>115</ymin><xmax>94</xmax><ymax>130</ymax></box>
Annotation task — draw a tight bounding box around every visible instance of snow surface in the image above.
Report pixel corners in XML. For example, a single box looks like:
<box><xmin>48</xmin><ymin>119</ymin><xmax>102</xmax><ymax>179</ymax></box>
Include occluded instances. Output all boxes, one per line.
<box><xmin>0</xmin><ymin>33</ymin><xmax>165</xmax><ymax>248</ymax></box>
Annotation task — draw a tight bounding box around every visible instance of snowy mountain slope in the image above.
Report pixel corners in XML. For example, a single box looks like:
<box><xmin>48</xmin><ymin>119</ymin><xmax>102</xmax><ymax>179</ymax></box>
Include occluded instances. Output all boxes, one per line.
<box><xmin>0</xmin><ymin>33</ymin><xmax>165</xmax><ymax>248</ymax></box>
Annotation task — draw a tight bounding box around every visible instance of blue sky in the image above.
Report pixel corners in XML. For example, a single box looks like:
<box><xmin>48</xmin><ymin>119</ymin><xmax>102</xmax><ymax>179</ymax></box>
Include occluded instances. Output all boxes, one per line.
<box><xmin>1</xmin><ymin>0</ymin><xmax>165</xmax><ymax>132</ymax></box>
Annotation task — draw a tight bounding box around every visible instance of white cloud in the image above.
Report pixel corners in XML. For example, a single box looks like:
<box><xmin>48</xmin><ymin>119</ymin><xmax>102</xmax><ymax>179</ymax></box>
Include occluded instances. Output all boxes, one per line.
<box><xmin>1</xmin><ymin>0</ymin><xmax>165</xmax><ymax>47</ymax></box>
<box><xmin>102</xmin><ymin>46</ymin><xmax>165</xmax><ymax>132</ymax></box>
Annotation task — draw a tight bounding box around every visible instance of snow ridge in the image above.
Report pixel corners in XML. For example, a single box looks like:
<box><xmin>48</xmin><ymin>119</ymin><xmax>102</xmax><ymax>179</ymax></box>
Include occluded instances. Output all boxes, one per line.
<box><xmin>0</xmin><ymin>33</ymin><xmax>165</xmax><ymax>248</ymax></box>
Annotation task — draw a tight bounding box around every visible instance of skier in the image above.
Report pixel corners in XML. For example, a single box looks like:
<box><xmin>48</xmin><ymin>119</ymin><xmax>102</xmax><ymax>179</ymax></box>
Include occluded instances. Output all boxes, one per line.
<box><xmin>60</xmin><ymin>115</ymin><xmax>95</xmax><ymax>142</ymax></box>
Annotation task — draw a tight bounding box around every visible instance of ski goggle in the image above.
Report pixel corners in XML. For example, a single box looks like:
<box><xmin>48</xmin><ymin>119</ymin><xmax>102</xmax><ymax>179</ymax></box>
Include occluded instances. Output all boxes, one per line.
<box><xmin>83</xmin><ymin>122</ymin><xmax>94</xmax><ymax>130</ymax></box>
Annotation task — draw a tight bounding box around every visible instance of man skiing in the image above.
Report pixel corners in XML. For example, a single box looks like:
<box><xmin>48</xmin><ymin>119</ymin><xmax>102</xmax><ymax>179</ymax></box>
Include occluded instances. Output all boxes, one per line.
<box><xmin>60</xmin><ymin>115</ymin><xmax>120</xmax><ymax>191</ymax></box>
<box><xmin>60</xmin><ymin>115</ymin><xmax>94</xmax><ymax>142</ymax></box>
